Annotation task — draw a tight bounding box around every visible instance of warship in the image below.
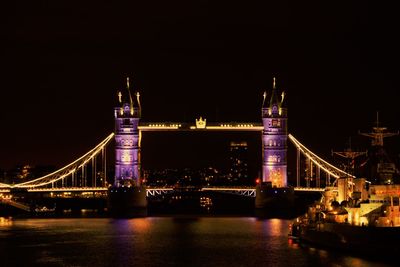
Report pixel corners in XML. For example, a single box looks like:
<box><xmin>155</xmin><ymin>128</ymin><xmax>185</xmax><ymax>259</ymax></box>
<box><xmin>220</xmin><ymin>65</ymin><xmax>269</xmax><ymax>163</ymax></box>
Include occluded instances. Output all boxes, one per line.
<box><xmin>289</xmin><ymin>117</ymin><xmax>400</xmax><ymax>254</ymax></box>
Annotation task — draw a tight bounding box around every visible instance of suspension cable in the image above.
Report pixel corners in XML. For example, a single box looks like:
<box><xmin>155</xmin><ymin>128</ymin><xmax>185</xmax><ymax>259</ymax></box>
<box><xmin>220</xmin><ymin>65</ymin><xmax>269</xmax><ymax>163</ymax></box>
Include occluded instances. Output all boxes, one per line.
<box><xmin>288</xmin><ymin>134</ymin><xmax>354</xmax><ymax>185</ymax></box>
<box><xmin>7</xmin><ymin>133</ymin><xmax>114</xmax><ymax>188</ymax></box>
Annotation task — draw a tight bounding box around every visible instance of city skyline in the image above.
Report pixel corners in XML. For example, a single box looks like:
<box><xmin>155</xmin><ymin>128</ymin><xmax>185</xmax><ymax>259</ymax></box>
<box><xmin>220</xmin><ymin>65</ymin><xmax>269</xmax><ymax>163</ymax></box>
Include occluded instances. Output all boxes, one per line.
<box><xmin>2</xmin><ymin>2</ymin><xmax>400</xmax><ymax>170</ymax></box>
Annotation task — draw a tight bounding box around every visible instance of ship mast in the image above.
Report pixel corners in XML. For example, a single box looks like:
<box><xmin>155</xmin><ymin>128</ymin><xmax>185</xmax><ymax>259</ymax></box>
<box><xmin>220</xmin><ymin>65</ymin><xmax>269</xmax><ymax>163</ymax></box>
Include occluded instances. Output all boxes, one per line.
<box><xmin>359</xmin><ymin>112</ymin><xmax>399</xmax><ymax>147</ymax></box>
<box><xmin>332</xmin><ymin>137</ymin><xmax>367</xmax><ymax>175</ymax></box>
<box><xmin>358</xmin><ymin>112</ymin><xmax>399</xmax><ymax>184</ymax></box>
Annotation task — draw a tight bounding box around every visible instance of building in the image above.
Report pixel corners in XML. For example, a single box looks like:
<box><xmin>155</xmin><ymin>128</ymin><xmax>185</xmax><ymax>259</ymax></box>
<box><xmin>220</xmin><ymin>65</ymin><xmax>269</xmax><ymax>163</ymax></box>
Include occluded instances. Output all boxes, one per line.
<box><xmin>228</xmin><ymin>141</ymin><xmax>249</xmax><ymax>185</ymax></box>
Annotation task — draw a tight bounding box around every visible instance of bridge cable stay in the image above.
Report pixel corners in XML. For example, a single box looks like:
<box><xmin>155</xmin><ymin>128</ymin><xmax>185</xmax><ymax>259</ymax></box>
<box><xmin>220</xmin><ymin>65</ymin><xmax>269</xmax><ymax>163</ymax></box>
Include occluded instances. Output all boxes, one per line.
<box><xmin>2</xmin><ymin>133</ymin><xmax>114</xmax><ymax>189</ymax></box>
<box><xmin>288</xmin><ymin>134</ymin><xmax>355</xmax><ymax>187</ymax></box>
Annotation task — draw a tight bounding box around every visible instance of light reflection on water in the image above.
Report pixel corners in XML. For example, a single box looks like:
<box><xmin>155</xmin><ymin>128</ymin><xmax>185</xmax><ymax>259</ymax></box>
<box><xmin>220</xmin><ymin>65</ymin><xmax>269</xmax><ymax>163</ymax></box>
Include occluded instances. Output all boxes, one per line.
<box><xmin>0</xmin><ymin>216</ymin><xmax>13</xmax><ymax>226</ymax></box>
<box><xmin>0</xmin><ymin>217</ymin><xmax>394</xmax><ymax>267</ymax></box>
<box><xmin>268</xmin><ymin>218</ymin><xmax>284</xmax><ymax>236</ymax></box>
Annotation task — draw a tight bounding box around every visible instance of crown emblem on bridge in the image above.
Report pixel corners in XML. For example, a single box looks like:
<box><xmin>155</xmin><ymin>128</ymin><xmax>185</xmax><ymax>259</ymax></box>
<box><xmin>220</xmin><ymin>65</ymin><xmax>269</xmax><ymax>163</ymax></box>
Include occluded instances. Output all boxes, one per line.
<box><xmin>195</xmin><ymin>117</ymin><xmax>207</xmax><ymax>129</ymax></box>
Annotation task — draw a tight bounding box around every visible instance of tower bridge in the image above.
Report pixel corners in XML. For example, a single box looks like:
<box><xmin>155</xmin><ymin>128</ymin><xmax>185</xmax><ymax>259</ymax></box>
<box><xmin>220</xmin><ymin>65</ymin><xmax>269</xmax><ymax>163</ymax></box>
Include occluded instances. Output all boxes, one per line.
<box><xmin>0</xmin><ymin>77</ymin><xmax>354</xmax><ymax>213</ymax></box>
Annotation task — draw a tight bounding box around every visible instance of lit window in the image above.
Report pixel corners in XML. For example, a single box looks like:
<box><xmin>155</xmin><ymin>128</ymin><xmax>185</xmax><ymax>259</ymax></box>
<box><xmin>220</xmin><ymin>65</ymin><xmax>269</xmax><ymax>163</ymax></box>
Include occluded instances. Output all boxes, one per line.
<box><xmin>268</xmin><ymin>155</ymin><xmax>278</xmax><ymax>163</ymax></box>
<box><xmin>272</xmin><ymin>119</ymin><xmax>281</xmax><ymax>127</ymax></box>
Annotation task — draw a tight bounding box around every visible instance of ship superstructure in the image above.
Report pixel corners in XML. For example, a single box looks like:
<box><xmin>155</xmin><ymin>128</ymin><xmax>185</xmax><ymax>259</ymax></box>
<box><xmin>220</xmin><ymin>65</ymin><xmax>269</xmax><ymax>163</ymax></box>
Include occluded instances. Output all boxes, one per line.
<box><xmin>359</xmin><ymin>113</ymin><xmax>399</xmax><ymax>184</ymax></box>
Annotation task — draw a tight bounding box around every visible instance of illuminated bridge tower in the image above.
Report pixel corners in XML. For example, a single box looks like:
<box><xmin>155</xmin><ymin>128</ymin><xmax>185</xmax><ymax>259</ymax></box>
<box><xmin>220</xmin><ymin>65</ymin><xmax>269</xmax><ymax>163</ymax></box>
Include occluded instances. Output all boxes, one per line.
<box><xmin>114</xmin><ymin>77</ymin><xmax>141</xmax><ymax>187</ymax></box>
<box><xmin>262</xmin><ymin>78</ymin><xmax>287</xmax><ymax>187</ymax></box>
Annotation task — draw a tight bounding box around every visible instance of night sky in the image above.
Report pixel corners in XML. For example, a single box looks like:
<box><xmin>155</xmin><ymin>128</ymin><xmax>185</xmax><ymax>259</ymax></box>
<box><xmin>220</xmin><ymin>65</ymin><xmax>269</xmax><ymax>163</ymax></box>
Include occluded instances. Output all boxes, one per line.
<box><xmin>2</xmin><ymin>1</ymin><xmax>400</xmax><ymax>175</ymax></box>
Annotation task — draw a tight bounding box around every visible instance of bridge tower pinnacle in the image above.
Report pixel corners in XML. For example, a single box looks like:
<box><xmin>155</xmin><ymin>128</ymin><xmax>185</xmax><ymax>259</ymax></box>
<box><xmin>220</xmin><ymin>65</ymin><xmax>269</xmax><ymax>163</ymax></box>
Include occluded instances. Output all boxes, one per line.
<box><xmin>261</xmin><ymin>77</ymin><xmax>287</xmax><ymax>187</ymax></box>
<box><xmin>114</xmin><ymin>77</ymin><xmax>141</xmax><ymax>187</ymax></box>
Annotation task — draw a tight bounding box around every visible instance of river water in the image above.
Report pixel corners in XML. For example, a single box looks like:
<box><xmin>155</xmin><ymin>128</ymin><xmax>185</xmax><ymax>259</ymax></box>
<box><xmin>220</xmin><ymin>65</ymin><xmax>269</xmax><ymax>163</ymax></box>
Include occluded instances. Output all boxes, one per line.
<box><xmin>0</xmin><ymin>217</ymin><xmax>393</xmax><ymax>267</ymax></box>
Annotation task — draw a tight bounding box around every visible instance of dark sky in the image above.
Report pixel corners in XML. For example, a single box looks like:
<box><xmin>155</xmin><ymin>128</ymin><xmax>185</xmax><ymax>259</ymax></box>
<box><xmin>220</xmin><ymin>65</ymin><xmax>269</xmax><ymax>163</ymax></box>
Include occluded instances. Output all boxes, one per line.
<box><xmin>1</xmin><ymin>1</ymin><xmax>400</xmax><ymax>173</ymax></box>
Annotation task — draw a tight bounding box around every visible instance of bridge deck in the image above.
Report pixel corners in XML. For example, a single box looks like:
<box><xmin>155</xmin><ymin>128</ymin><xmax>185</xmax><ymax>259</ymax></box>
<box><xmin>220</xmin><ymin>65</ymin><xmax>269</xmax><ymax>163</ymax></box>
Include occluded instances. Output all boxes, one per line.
<box><xmin>0</xmin><ymin>186</ymin><xmax>326</xmax><ymax>194</ymax></box>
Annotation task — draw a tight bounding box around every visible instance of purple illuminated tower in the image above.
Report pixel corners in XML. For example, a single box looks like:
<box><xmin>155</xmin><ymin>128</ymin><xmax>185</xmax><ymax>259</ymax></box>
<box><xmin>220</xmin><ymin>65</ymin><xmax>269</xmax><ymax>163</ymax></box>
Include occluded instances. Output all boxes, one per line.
<box><xmin>262</xmin><ymin>78</ymin><xmax>287</xmax><ymax>187</ymax></box>
<box><xmin>114</xmin><ymin>77</ymin><xmax>141</xmax><ymax>187</ymax></box>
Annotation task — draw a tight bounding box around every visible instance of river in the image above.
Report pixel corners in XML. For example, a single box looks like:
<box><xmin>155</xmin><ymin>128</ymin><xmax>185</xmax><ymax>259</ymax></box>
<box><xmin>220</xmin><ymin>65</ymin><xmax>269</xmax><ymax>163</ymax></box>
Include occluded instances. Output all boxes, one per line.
<box><xmin>0</xmin><ymin>217</ymin><xmax>393</xmax><ymax>266</ymax></box>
